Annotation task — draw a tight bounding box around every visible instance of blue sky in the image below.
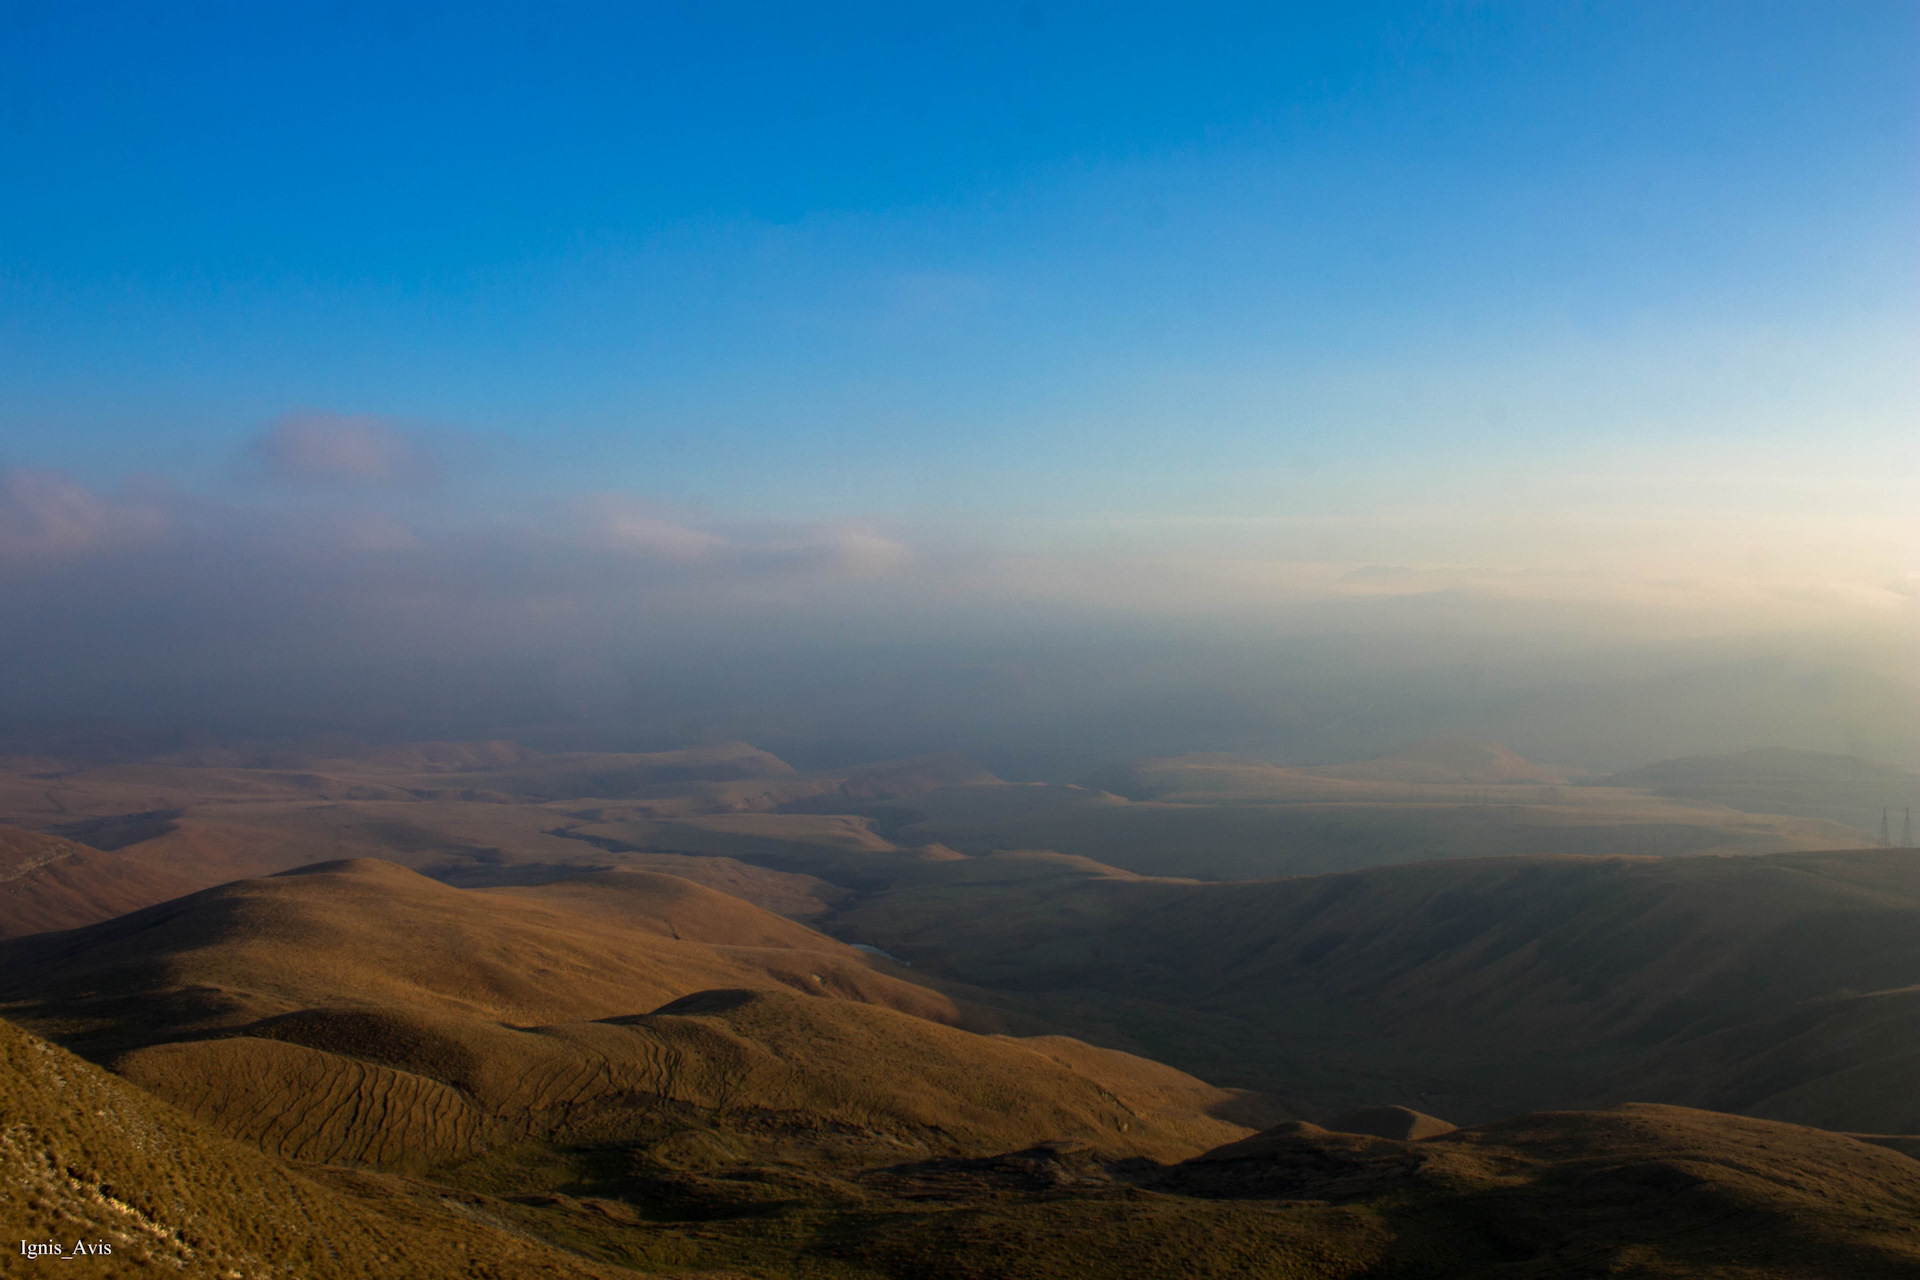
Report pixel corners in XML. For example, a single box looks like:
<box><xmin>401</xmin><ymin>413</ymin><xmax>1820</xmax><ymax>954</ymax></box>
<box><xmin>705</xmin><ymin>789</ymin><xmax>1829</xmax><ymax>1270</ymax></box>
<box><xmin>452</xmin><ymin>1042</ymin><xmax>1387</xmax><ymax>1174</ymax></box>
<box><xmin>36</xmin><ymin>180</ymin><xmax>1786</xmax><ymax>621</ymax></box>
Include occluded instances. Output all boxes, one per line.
<box><xmin>0</xmin><ymin>1</ymin><xmax>1914</xmax><ymax>754</ymax></box>
<box><xmin>0</xmin><ymin>1</ymin><xmax>1914</xmax><ymax>651</ymax></box>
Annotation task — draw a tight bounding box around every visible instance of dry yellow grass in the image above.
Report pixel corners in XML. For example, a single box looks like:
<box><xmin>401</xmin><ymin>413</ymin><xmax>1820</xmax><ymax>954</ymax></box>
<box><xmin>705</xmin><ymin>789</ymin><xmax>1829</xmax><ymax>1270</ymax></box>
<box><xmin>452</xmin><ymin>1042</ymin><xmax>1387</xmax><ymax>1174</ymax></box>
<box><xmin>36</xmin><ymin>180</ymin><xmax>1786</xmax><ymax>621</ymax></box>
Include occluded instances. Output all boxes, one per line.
<box><xmin>114</xmin><ymin>988</ymin><xmax>1273</xmax><ymax>1173</ymax></box>
<box><xmin>13</xmin><ymin>1000</ymin><xmax>1920</xmax><ymax>1279</ymax></box>
<box><xmin>3</xmin><ymin>859</ymin><xmax>1278</xmax><ymax>1180</ymax></box>
<box><xmin>1</xmin><ymin>857</ymin><xmax>956</xmax><ymax>1038</ymax></box>
<box><xmin>0</xmin><ymin>1018</ymin><xmax>649</xmax><ymax>1278</ymax></box>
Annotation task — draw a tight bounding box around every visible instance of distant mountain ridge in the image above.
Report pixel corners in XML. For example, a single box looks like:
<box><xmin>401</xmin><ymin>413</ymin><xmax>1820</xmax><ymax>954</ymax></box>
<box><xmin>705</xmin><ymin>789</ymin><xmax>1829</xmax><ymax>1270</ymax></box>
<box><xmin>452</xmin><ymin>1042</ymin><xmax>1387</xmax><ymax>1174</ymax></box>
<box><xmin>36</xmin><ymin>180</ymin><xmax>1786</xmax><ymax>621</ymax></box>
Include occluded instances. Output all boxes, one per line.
<box><xmin>1600</xmin><ymin>748</ymin><xmax>1920</xmax><ymax>833</ymax></box>
<box><xmin>1307</xmin><ymin>737</ymin><xmax>1570</xmax><ymax>785</ymax></box>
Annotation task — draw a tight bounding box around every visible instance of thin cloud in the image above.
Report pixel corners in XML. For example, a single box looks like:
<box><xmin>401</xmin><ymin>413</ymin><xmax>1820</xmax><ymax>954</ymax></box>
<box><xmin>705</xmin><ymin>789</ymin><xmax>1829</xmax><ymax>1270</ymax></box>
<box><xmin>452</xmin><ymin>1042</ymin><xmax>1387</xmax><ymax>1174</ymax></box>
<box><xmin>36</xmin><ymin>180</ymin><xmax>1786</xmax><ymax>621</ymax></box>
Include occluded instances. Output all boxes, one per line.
<box><xmin>0</xmin><ymin>468</ymin><xmax>171</xmax><ymax>563</ymax></box>
<box><xmin>577</xmin><ymin>496</ymin><xmax>730</xmax><ymax>561</ymax></box>
<box><xmin>250</xmin><ymin>412</ymin><xmax>439</xmax><ymax>487</ymax></box>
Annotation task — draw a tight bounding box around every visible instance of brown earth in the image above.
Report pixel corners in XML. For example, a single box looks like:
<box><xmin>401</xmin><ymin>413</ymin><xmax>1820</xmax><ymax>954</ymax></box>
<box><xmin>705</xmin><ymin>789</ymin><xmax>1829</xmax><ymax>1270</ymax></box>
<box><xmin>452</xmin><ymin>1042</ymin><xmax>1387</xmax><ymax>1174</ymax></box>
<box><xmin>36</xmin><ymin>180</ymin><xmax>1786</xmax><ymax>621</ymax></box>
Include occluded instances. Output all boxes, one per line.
<box><xmin>10</xmin><ymin>840</ymin><xmax>1920</xmax><ymax>1276</ymax></box>
<box><xmin>111</xmin><ymin>988</ymin><xmax>1278</xmax><ymax>1174</ymax></box>
<box><xmin>1138</xmin><ymin>1103</ymin><xmax>1920</xmax><ymax>1278</ymax></box>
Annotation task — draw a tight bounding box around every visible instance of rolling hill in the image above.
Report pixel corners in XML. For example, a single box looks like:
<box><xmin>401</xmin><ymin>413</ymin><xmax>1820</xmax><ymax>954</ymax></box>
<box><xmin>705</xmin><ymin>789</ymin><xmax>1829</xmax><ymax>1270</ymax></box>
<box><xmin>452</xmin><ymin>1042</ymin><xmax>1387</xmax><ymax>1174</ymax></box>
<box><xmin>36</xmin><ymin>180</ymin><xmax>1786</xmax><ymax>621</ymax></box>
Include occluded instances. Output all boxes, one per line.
<box><xmin>16</xmin><ymin>1007</ymin><xmax>1920</xmax><ymax>1279</ymax></box>
<box><xmin>0</xmin><ymin>859</ymin><xmax>1280</xmax><ymax>1175</ymax></box>
<box><xmin>0</xmin><ymin>857</ymin><xmax>959</xmax><ymax>1049</ymax></box>
<box><xmin>11</xmin><ymin>842</ymin><xmax>1920</xmax><ymax>1276</ymax></box>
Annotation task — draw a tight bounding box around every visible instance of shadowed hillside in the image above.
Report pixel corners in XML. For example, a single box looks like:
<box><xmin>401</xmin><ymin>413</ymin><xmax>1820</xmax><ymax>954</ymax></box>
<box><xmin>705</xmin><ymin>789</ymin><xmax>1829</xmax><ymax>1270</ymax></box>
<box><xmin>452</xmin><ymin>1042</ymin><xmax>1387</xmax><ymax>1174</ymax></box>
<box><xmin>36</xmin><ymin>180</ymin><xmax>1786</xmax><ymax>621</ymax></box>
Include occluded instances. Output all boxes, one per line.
<box><xmin>831</xmin><ymin>847</ymin><xmax>1920</xmax><ymax>1131</ymax></box>
<box><xmin>17</xmin><ymin>1007</ymin><xmax>1920</xmax><ymax>1280</ymax></box>
<box><xmin>1137</xmin><ymin>1104</ymin><xmax>1920</xmax><ymax>1279</ymax></box>
<box><xmin>16</xmin><ymin>928</ymin><xmax>1920</xmax><ymax>1278</ymax></box>
<box><xmin>0</xmin><ymin>824</ymin><xmax>200</xmax><ymax>939</ymax></box>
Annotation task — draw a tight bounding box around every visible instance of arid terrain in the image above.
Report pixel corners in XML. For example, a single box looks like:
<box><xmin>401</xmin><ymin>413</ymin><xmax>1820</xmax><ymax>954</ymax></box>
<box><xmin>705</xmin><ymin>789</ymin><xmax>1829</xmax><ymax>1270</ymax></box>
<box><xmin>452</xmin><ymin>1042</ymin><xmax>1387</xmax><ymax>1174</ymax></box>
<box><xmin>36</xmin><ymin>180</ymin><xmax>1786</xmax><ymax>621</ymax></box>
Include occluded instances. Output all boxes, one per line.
<box><xmin>3</xmin><ymin>737</ymin><xmax>1918</xmax><ymax>1277</ymax></box>
<box><xmin>10</xmin><ymin>2</ymin><xmax>1913</xmax><ymax>1273</ymax></box>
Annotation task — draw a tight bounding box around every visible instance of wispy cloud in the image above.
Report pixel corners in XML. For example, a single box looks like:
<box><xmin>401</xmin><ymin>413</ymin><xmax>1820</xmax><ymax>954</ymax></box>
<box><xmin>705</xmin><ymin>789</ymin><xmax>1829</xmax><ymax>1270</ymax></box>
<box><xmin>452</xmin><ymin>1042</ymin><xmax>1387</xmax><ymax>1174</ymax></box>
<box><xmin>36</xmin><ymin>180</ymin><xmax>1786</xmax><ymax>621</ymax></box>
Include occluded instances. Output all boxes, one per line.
<box><xmin>250</xmin><ymin>412</ymin><xmax>440</xmax><ymax>487</ymax></box>
<box><xmin>0</xmin><ymin>468</ymin><xmax>172</xmax><ymax>563</ymax></box>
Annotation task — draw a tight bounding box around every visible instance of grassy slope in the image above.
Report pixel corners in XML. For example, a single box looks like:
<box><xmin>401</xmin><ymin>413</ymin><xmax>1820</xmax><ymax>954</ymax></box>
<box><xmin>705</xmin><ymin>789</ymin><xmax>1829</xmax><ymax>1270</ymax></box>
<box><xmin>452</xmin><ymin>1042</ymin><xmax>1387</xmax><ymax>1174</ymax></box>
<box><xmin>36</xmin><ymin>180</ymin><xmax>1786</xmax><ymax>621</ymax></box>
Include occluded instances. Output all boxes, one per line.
<box><xmin>19</xmin><ymin>1003</ymin><xmax>1913</xmax><ymax>1279</ymax></box>
<box><xmin>0</xmin><ymin>861</ymin><xmax>1272</xmax><ymax>1175</ymax></box>
<box><xmin>0</xmin><ymin>1018</ymin><xmax>640</xmax><ymax>1279</ymax></box>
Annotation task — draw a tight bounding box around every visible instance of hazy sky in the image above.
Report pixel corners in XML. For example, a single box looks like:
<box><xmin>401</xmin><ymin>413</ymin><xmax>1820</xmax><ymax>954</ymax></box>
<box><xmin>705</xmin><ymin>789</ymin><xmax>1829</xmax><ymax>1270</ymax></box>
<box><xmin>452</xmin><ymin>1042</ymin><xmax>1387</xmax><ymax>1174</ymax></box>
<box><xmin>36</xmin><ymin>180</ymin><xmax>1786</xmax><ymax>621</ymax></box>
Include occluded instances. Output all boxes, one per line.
<box><xmin>1</xmin><ymin>2</ymin><xmax>1915</xmax><ymax>757</ymax></box>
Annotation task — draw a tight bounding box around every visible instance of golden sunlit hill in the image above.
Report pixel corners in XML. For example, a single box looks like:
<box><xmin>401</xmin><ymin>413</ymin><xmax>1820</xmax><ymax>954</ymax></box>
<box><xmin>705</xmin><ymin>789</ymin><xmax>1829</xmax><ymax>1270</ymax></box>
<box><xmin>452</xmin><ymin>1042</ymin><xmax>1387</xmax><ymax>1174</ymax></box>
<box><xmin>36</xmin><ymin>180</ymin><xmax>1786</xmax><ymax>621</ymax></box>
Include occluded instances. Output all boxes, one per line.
<box><xmin>6</xmin><ymin>738</ymin><xmax>1920</xmax><ymax>1275</ymax></box>
<box><xmin>0</xmin><ymin>860</ymin><xmax>1279</xmax><ymax>1174</ymax></box>
<box><xmin>0</xmin><ymin>857</ymin><xmax>958</xmax><ymax>1049</ymax></box>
